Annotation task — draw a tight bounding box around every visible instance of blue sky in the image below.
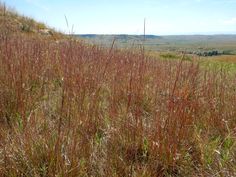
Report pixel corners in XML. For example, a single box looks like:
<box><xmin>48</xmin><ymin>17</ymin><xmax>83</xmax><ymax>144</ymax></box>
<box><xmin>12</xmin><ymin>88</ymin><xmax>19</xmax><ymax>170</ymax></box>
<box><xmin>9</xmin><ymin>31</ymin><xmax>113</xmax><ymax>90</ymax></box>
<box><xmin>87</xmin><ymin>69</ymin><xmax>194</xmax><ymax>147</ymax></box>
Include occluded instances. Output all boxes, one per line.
<box><xmin>4</xmin><ymin>0</ymin><xmax>236</xmax><ymax>35</ymax></box>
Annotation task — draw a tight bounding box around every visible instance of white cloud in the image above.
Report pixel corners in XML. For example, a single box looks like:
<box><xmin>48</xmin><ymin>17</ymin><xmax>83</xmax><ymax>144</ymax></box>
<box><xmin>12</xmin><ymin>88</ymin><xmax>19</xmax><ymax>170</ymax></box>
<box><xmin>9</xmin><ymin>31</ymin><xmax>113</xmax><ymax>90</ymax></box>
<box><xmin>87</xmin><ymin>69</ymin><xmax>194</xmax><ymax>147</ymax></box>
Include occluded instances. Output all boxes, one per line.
<box><xmin>223</xmin><ymin>17</ymin><xmax>236</xmax><ymax>25</ymax></box>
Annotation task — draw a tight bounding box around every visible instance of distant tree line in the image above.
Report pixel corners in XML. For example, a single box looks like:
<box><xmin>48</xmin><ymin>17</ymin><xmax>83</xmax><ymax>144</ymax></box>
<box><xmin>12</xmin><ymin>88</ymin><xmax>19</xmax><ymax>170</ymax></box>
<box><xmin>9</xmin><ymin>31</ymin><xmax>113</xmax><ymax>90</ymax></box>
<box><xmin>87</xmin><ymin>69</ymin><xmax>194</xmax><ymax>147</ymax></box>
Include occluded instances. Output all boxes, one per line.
<box><xmin>188</xmin><ymin>50</ymin><xmax>233</xmax><ymax>56</ymax></box>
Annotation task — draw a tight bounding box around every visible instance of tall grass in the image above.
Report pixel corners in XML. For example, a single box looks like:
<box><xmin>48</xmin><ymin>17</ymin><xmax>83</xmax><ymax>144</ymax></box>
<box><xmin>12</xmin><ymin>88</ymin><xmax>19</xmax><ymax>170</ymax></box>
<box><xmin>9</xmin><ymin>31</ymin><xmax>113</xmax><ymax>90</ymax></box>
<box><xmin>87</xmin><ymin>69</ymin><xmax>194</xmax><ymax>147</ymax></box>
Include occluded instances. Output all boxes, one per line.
<box><xmin>1</xmin><ymin>9</ymin><xmax>236</xmax><ymax>177</ymax></box>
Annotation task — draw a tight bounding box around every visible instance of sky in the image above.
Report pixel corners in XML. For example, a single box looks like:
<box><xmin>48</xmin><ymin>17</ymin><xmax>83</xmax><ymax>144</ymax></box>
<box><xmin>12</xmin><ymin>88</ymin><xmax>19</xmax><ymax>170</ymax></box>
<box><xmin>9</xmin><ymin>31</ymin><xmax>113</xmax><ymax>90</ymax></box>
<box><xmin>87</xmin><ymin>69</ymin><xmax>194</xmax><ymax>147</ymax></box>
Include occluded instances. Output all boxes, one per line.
<box><xmin>4</xmin><ymin>0</ymin><xmax>236</xmax><ymax>35</ymax></box>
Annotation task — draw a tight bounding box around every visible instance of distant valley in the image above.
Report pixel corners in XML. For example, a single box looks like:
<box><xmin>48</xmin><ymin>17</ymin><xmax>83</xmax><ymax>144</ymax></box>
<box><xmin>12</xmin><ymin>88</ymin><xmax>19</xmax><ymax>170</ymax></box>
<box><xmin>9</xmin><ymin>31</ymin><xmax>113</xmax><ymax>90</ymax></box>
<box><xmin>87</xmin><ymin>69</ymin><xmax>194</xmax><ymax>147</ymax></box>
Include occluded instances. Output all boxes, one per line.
<box><xmin>76</xmin><ymin>34</ymin><xmax>236</xmax><ymax>55</ymax></box>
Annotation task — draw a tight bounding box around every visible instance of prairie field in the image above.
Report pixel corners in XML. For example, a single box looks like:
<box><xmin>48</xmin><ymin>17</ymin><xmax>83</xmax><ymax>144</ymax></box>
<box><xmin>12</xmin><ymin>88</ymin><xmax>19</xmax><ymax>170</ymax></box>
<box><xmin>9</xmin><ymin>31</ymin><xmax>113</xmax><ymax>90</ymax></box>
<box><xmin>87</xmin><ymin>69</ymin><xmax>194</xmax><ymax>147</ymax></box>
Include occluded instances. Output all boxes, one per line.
<box><xmin>1</xmin><ymin>3</ymin><xmax>236</xmax><ymax>177</ymax></box>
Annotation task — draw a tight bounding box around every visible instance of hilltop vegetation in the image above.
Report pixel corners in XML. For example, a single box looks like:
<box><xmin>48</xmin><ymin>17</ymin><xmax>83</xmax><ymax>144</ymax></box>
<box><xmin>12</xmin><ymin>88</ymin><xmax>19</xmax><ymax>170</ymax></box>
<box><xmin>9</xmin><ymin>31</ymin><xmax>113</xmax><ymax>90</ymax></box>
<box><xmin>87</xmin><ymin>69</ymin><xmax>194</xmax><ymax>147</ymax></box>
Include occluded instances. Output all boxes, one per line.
<box><xmin>0</xmin><ymin>2</ymin><xmax>63</xmax><ymax>39</ymax></box>
<box><xmin>0</xmin><ymin>4</ymin><xmax>236</xmax><ymax>177</ymax></box>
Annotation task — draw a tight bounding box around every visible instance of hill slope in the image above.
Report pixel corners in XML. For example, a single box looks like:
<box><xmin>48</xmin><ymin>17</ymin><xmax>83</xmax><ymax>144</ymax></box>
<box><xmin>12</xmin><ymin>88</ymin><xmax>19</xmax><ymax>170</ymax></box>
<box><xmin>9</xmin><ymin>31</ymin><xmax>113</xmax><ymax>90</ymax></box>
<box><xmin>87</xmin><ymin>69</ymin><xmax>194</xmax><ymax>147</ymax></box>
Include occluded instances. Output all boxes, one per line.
<box><xmin>0</xmin><ymin>3</ymin><xmax>62</xmax><ymax>38</ymax></box>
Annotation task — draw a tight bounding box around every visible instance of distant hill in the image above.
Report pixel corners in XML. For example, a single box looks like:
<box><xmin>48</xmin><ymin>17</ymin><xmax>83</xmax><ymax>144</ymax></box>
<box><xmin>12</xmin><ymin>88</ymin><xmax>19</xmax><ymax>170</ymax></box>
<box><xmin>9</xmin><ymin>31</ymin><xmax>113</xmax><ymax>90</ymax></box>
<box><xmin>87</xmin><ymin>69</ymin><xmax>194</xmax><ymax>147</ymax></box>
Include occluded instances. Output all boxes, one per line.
<box><xmin>79</xmin><ymin>34</ymin><xmax>160</xmax><ymax>39</ymax></box>
<box><xmin>76</xmin><ymin>34</ymin><xmax>236</xmax><ymax>54</ymax></box>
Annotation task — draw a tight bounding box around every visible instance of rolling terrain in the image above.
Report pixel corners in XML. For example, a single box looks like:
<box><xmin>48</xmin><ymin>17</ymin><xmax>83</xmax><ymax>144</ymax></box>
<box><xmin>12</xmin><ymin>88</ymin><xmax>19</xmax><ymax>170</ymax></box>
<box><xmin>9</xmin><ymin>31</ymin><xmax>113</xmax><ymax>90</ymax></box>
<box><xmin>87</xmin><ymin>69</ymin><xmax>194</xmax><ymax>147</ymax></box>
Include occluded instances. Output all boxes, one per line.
<box><xmin>77</xmin><ymin>34</ymin><xmax>236</xmax><ymax>54</ymax></box>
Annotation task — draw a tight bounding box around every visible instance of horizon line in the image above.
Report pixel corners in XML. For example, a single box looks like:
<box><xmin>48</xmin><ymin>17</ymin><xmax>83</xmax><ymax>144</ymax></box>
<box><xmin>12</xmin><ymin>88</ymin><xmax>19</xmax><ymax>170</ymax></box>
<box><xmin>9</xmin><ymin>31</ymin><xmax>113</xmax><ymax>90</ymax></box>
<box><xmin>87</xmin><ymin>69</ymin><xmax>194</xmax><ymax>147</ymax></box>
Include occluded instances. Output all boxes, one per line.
<box><xmin>73</xmin><ymin>33</ymin><xmax>236</xmax><ymax>36</ymax></box>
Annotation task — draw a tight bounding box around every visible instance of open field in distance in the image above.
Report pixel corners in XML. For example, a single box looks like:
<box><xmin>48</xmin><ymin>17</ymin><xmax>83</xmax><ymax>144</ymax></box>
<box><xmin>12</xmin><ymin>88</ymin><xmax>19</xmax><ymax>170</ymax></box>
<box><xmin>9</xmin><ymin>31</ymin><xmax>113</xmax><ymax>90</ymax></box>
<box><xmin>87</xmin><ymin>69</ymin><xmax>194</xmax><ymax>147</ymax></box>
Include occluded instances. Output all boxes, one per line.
<box><xmin>77</xmin><ymin>34</ymin><xmax>236</xmax><ymax>55</ymax></box>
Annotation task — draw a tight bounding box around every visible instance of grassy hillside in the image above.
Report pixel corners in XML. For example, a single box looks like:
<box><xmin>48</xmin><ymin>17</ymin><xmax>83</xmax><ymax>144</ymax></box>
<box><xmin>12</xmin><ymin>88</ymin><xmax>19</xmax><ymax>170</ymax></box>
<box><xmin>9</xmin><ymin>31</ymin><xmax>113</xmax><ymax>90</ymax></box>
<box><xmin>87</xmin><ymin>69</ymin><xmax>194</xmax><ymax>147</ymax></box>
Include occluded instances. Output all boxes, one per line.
<box><xmin>0</xmin><ymin>2</ymin><xmax>63</xmax><ymax>39</ymax></box>
<box><xmin>1</xmin><ymin>4</ymin><xmax>236</xmax><ymax>177</ymax></box>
